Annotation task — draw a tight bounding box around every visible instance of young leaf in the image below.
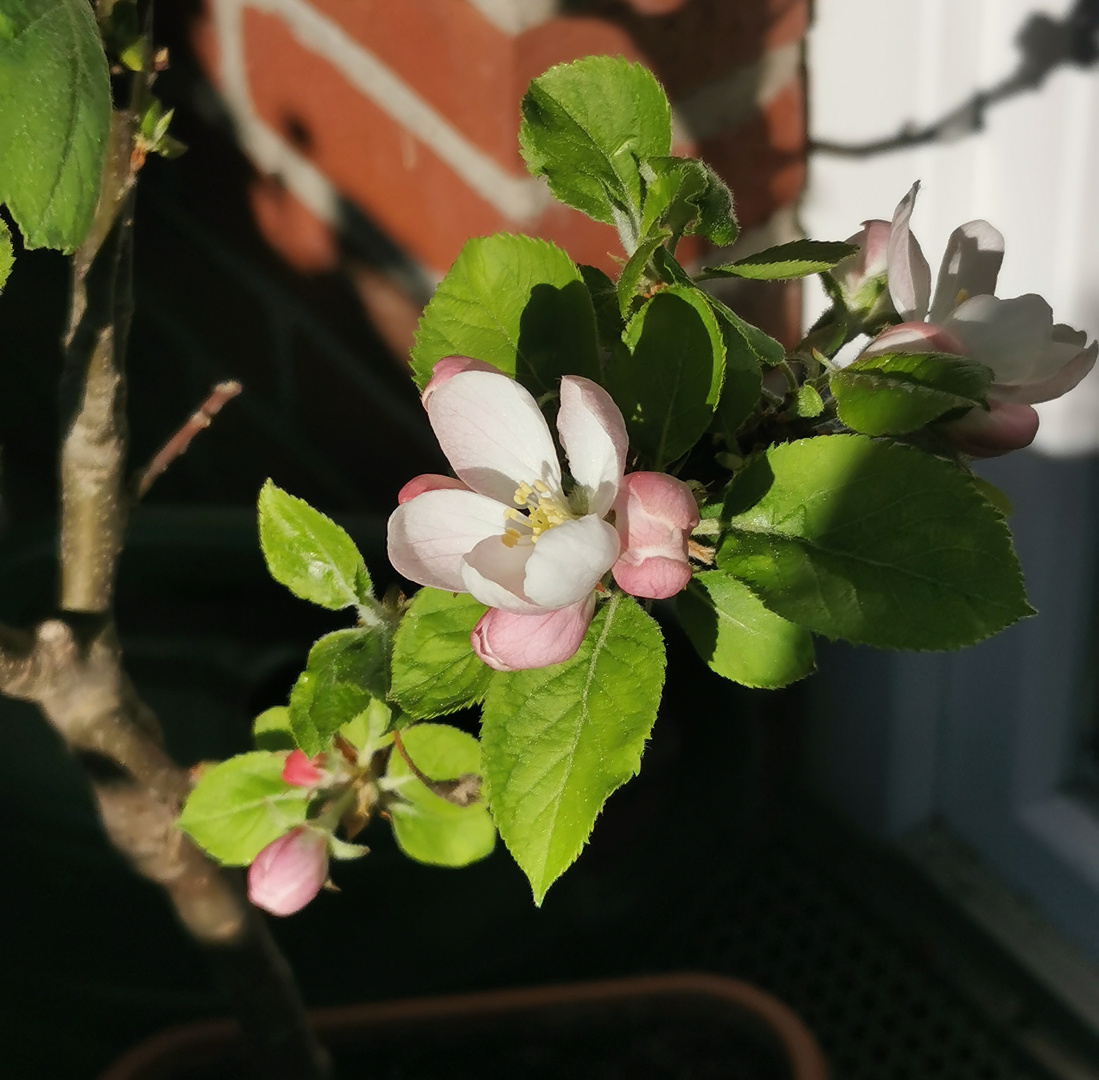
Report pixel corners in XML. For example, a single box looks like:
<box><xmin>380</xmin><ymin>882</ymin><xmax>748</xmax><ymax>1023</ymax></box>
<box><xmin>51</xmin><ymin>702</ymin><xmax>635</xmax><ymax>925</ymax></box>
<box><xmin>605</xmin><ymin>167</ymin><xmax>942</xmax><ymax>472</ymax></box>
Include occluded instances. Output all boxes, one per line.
<box><xmin>830</xmin><ymin>351</ymin><xmax>992</xmax><ymax>436</ymax></box>
<box><xmin>616</xmin><ymin>230</ymin><xmax>669</xmax><ymax>317</ymax></box>
<box><xmin>519</xmin><ymin>56</ymin><xmax>671</xmax><ymax>241</ymax></box>
<box><xmin>480</xmin><ymin>593</ymin><xmax>665</xmax><ymax>904</ymax></box>
<box><xmin>0</xmin><ymin>0</ymin><xmax>111</xmax><ymax>251</ymax></box>
<box><xmin>677</xmin><ymin>572</ymin><xmax>815</xmax><ymax>689</ymax></box>
<box><xmin>177</xmin><ymin>752</ymin><xmax>311</xmax><ymax>866</ymax></box>
<box><xmin>0</xmin><ymin>218</ymin><xmax>12</xmax><ymax>295</ymax></box>
<box><xmin>258</xmin><ymin>480</ymin><xmax>372</xmax><ymax>610</ymax></box>
<box><xmin>704</xmin><ymin>239</ymin><xmax>859</xmax><ymax>281</ymax></box>
<box><xmin>640</xmin><ymin>157</ymin><xmax>738</xmax><ymax>248</ymax></box>
<box><xmin>387</xmin><ymin>724</ymin><xmax>496</xmax><ymax>867</ymax></box>
<box><xmin>411</xmin><ymin>234</ymin><xmax>599</xmax><ymax>397</ymax></box>
<box><xmin>606</xmin><ymin>286</ymin><xmax>725</xmax><ymax>470</ymax></box>
<box><xmin>253</xmin><ymin>705</ymin><xmax>295</xmax><ymax>752</ymax></box>
<box><xmin>390</xmin><ymin>588</ymin><xmax>492</xmax><ymax>718</ymax></box>
<box><xmin>716</xmin><ymin>434</ymin><xmax>1033</xmax><ymax>649</ymax></box>
<box><xmin>289</xmin><ymin>629</ymin><xmax>388</xmax><ymax>756</ymax></box>
<box><xmin>793</xmin><ymin>384</ymin><xmax>825</xmax><ymax>419</ymax></box>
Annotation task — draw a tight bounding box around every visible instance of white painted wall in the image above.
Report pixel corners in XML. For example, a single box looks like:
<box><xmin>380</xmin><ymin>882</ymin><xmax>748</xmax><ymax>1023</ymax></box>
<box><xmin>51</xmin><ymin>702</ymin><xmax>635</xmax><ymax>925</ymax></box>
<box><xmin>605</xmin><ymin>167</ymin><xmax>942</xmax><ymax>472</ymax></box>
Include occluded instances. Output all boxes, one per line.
<box><xmin>803</xmin><ymin>0</ymin><xmax>1099</xmax><ymax>455</ymax></box>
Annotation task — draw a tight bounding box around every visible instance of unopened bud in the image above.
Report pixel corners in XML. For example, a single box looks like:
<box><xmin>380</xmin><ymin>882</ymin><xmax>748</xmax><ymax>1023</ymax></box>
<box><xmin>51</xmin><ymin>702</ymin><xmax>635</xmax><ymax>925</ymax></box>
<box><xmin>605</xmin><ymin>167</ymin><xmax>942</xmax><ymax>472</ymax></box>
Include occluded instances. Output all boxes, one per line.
<box><xmin>247</xmin><ymin>828</ymin><xmax>329</xmax><ymax>916</ymax></box>
<box><xmin>282</xmin><ymin>748</ymin><xmax>325</xmax><ymax>788</ymax></box>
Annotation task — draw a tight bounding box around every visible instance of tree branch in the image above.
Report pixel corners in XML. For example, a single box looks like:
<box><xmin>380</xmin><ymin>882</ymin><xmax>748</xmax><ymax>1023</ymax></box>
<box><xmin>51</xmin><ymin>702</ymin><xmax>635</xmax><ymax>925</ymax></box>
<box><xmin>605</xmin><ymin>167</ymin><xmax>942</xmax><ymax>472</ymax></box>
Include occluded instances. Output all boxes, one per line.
<box><xmin>135</xmin><ymin>380</ymin><xmax>242</xmax><ymax>499</ymax></box>
<box><xmin>1</xmin><ymin>29</ymin><xmax>331</xmax><ymax>1079</ymax></box>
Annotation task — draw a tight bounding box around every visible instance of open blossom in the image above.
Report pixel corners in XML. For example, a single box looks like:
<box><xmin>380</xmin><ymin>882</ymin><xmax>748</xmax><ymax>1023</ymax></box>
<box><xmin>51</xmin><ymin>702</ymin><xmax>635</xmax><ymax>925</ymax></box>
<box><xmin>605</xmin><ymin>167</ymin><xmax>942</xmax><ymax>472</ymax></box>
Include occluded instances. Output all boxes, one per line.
<box><xmin>248</xmin><ymin>827</ymin><xmax>329</xmax><ymax>916</ymax></box>
<box><xmin>858</xmin><ymin>183</ymin><xmax>1097</xmax><ymax>406</ymax></box>
<box><xmin>387</xmin><ymin>358</ymin><xmax>698</xmax><ymax>672</ymax></box>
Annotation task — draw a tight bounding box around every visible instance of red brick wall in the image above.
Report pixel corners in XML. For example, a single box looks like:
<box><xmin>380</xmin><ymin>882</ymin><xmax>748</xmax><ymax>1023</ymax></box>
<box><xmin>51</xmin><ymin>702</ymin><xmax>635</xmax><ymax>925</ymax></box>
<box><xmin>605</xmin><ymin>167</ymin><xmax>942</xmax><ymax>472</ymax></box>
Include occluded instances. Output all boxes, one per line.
<box><xmin>191</xmin><ymin>0</ymin><xmax>807</xmax><ymax>340</ymax></box>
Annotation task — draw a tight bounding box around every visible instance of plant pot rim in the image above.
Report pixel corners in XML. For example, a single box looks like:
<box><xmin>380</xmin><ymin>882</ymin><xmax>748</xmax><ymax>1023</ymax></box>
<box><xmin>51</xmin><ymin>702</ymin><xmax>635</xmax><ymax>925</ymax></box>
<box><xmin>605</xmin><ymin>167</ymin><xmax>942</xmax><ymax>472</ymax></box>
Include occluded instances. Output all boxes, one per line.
<box><xmin>100</xmin><ymin>971</ymin><xmax>828</xmax><ymax>1080</ymax></box>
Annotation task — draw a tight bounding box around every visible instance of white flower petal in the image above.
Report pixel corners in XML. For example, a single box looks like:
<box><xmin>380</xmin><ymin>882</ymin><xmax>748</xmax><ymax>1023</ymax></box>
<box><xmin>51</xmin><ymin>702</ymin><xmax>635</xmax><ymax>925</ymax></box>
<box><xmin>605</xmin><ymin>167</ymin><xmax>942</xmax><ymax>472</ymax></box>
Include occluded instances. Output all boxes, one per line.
<box><xmin>990</xmin><ymin>340</ymin><xmax>1098</xmax><ymax>404</ymax></box>
<box><xmin>945</xmin><ymin>294</ymin><xmax>1057</xmax><ymax>384</ymax></box>
<box><xmin>887</xmin><ymin>182</ymin><xmax>932</xmax><ymax>321</ymax></box>
<box><xmin>427</xmin><ymin>370</ymin><xmax>562</xmax><ymax>504</ymax></box>
<box><xmin>387</xmin><ymin>489</ymin><xmax>508</xmax><ymax>591</ymax></box>
<box><xmin>461</xmin><ymin>535</ymin><xmax>541</xmax><ymax>613</ymax></box>
<box><xmin>523</xmin><ymin>516</ymin><xmax>620</xmax><ymax>609</ymax></box>
<box><xmin>928</xmin><ymin>219</ymin><xmax>1004</xmax><ymax>324</ymax></box>
<box><xmin>556</xmin><ymin>376</ymin><xmax>627</xmax><ymax>517</ymax></box>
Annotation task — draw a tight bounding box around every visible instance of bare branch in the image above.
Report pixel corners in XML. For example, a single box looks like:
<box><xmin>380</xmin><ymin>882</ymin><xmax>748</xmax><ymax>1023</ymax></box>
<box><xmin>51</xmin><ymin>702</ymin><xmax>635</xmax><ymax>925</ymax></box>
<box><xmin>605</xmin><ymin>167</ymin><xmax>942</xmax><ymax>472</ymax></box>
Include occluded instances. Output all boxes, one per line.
<box><xmin>135</xmin><ymin>380</ymin><xmax>242</xmax><ymax>499</ymax></box>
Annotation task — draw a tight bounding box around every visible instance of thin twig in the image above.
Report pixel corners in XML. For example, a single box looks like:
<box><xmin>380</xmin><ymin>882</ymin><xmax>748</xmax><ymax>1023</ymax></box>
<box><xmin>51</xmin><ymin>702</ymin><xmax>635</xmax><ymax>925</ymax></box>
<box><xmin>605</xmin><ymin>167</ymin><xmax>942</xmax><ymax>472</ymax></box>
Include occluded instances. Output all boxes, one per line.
<box><xmin>135</xmin><ymin>380</ymin><xmax>242</xmax><ymax>498</ymax></box>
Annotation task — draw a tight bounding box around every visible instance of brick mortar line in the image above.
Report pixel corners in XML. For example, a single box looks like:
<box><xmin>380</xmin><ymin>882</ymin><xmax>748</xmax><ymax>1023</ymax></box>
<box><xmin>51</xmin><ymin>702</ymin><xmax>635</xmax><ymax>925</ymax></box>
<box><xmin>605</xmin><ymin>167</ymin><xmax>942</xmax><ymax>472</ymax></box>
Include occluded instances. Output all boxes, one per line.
<box><xmin>211</xmin><ymin>0</ymin><xmax>802</xmax><ymax>234</ymax></box>
<box><xmin>214</xmin><ymin>0</ymin><xmax>552</xmax><ymax>222</ymax></box>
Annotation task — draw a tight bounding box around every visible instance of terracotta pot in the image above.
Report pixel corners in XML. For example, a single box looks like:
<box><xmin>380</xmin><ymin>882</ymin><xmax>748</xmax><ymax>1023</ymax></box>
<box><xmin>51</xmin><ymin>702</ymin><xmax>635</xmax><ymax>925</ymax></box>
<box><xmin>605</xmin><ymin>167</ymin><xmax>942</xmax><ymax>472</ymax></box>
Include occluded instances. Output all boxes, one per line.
<box><xmin>101</xmin><ymin>972</ymin><xmax>828</xmax><ymax>1080</ymax></box>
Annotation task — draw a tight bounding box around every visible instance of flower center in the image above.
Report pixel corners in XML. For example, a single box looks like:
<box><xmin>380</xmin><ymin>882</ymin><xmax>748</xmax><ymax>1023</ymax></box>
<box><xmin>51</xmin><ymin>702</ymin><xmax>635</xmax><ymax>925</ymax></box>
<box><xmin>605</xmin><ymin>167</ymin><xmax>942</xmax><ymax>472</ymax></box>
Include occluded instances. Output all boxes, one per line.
<box><xmin>501</xmin><ymin>480</ymin><xmax>571</xmax><ymax>548</ymax></box>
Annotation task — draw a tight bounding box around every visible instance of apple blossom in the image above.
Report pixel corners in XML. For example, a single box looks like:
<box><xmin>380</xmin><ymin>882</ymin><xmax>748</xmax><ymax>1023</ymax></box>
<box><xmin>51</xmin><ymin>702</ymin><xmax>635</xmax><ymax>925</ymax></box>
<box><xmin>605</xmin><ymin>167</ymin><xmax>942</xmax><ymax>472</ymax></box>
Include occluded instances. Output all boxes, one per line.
<box><xmin>387</xmin><ymin>360</ymin><xmax>698</xmax><ymax>671</ymax></box>
<box><xmin>247</xmin><ymin>827</ymin><xmax>329</xmax><ymax>916</ymax></box>
<box><xmin>859</xmin><ymin>183</ymin><xmax>1097</xmax><ymax>406</ymax></box>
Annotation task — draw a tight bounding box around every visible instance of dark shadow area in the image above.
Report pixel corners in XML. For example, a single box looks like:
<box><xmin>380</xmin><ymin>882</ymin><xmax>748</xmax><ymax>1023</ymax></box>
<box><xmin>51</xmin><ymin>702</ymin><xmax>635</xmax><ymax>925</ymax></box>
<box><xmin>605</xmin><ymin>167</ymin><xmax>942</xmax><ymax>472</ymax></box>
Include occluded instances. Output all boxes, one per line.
<box><xmin>813</xmin><ymin>1</ymin><xmax>1099</xmax><ymax>158</ymax></box>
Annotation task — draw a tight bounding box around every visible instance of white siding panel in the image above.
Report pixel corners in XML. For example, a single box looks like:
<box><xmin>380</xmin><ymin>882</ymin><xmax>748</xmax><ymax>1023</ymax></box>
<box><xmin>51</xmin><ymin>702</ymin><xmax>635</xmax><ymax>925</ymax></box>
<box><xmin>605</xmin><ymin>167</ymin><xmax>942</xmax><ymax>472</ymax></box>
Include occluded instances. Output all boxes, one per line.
<box><xmin>804</xmin><ymin>0</ymin><xmax>1099</xmax><ymax>454</ymax></box>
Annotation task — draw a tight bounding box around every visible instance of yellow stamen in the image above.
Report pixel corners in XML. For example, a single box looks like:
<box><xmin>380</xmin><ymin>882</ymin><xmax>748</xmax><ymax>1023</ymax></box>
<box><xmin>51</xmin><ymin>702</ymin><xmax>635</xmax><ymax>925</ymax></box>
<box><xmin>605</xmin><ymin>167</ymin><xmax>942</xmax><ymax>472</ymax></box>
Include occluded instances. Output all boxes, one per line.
<box><xmin>501</xmin><ymin>527</ymin><xmax>523</xmax><ymax>549</ymax></box>
<box><xmin>954</xmin><ymin>287</ymin><xmax>969</xmax><ymax>306</ymax></box>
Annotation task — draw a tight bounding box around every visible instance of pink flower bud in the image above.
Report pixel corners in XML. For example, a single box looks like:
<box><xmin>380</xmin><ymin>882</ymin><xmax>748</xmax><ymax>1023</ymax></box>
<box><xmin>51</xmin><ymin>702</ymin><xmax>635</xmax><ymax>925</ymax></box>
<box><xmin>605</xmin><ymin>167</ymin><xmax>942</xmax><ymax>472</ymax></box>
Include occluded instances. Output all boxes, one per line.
<box><xmin>281</xmin><ymin>749</ymin><xmax>325</xmax><ymax>788</ymax></box>
<box><xmin>612</xmin><ymin>472</ymin><xmax>699</xmax><ymax>599</ymax></box>
<box><xmin>248</xmin><ymin>828</ymin><xmax>329</xmax><ymax>917</ymax></box>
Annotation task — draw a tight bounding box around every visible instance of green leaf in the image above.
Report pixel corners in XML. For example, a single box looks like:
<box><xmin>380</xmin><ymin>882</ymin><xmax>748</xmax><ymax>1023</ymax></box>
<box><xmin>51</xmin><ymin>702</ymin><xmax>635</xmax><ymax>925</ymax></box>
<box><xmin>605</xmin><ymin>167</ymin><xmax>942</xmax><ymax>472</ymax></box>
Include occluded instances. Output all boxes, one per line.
<box><xmin>0</xmin><ymin>0</ymin><xmax>111</xmax><ymax>251</ymax></box>
<box><xmin>616</xmin><ymin>230</ymin><xmax>668</xmax><ymax>317</ymax></box>
<box><xmin>258</xmin><ymin>480</ymin><xmax>372</xmax><ymax>610</ymax></box>
<box><xmin>704</xmin><ymin>239</ymin><xmax>859</xmax><ymax>281</ymax></box>
<box><xmin>390</xmin><ymin>588</ymin><xmax>492</xmax><ymax>718</ymax></box>
<box><xmin>519</xmin><ymin>56</ymin><xmax>671</xmax><ymax>242</ymax></box>
<box><xmin>411</xmin><ymin>234</ymin><xmax>600</xmax><ymax>397</ymax></box>
<box><xmin>706</xmin><ymin>295</ymin><xmax>778</xmax><ymax>439</ymax></box>
<box><xmin>289</xmin><ymin>629</ymin><xmax>388</xmax><ymax>756</ymax></box>
<box><xmin>677</xmin><ymin>572</ymin><xmax>814</xmax><ymax>688</ymax></box>
<box><xmin>830</xmin><ymin>351</ymin><xmax>992</xmax><ymax>436</ymax></box>
<box><xmin>640</xmin><ymin>157</ymin><xmax>738</xmax><ymax>247</ymax></box>
<box><xmin>481</xmin><ymin>593</ymin><xmax>665</xmax><ymax>904</ymax></box>
<box><xmin>792</xmin><ymin>384</ymin><xmax>824</xmax><ymax>419</ymax></box>
<box><xmin>715</xmin><ymin>434</ymin><xmax>1033</xmax><ymax>649</ymax></box>
<box><xmin>606</xmin><ymin>286</ymin><xmax>725</xmax><ymax>469</ymax></box>
<box><xmin>387</xmin><ymin>724</ymin><xmax>496</xmax><ymax>867</ymax></box>
<box><xmin>0</xmin><ymin>217</ymin><xmax>12</xmax><ymax>295</ymax></box>
<box><xmin>579</xmin><ymin>263</ymin><xmax>625</xmax><ymax>350</ymax></box>
<box><xmin>177</xmin><ymin>752</ymin><xmax>311</xmax><ymax>866</ymax></box>
<box><xmin>253</xmin><ymin>706</ymin><xmax>295</xmax><ymax>752</ymax></box>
